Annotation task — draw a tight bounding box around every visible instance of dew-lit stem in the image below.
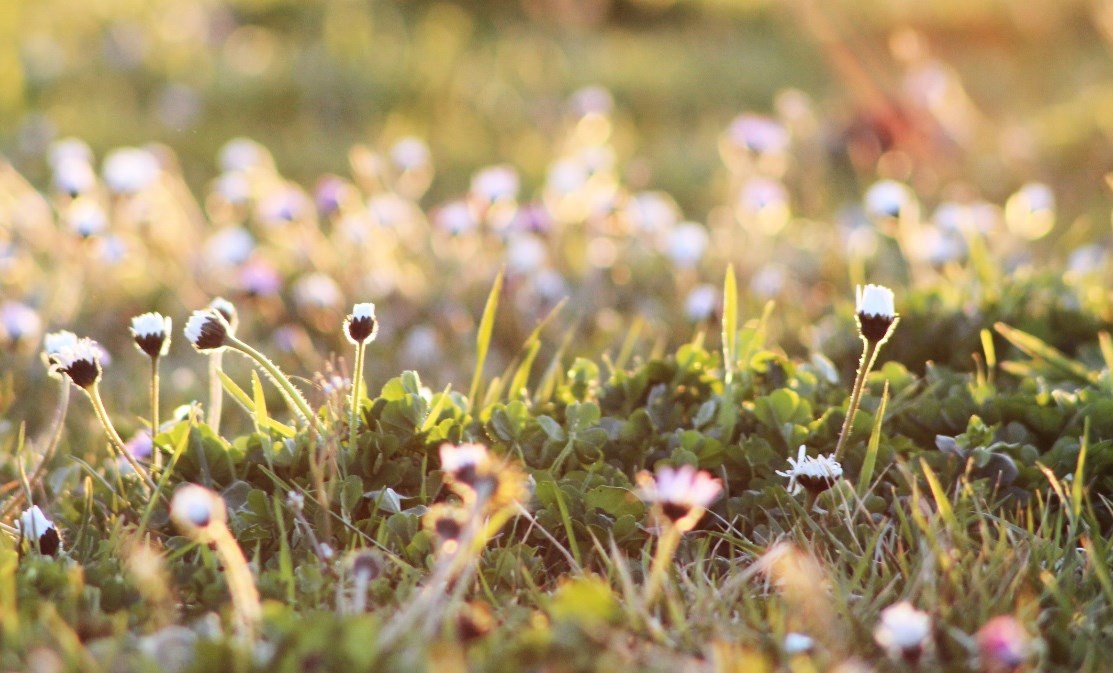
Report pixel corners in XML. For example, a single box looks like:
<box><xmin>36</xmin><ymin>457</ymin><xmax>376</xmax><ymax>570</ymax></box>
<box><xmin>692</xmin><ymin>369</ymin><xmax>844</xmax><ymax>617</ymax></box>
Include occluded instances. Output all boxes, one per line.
<box><xmin>349</xmin><ymin>340</ymin><xmax>366</xmax><ymax>455</ymax></box>
<box><xmin>643</xmin><ymin>522</ymin><xmax>682</xmax><ymax>607</ymax></box>
<box><xmin>86</xmin><ymin>382</ymin><xmax>156</xmax><ymax>495</ymax></box>
<box><xmin>226</xmin><ymin>334</ymin><xmax>316</xmax><ymax>428</ymax></box>
<box><xmin>208</xmin><ymin>351</ymin><xmax>224</xmax><ymax>433</ymax></box>
<box><xmin>150</xmin><ymin>357</ymin><xmax>161</xmax><ymax>469</ymax></box>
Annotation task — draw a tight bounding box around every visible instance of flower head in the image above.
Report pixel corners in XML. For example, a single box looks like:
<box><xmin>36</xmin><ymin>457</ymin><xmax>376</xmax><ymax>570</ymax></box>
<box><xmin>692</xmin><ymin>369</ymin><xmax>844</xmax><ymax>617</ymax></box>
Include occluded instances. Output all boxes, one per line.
<box><xmin>439</xmin><ymin>442</ymin><xmax>528</xmax><ymax>509</ymax></box>
<box><xmin>854</xmin><ymin>284</ymin><xmax>897</xmax><ymax>343</ymax></box>
<box><xmin>130</xmin><ymin>312</ymin><xmax>172</xmax><ymax>359</ymax></box>
<box><xmin>52</xmin><ymin>337</ymin><xmax>103</xmax><ymax>388</ymax></box>
<box><xmin>874</xmin><ymin>601</ymin><xmax>932</xmax><ymax>663</ymax></box>
<box><xmin>440</xmin><ymin>442</ymin><xmax>495</xmax><ymax>495</ymax></box>
<box><xmin>170</xmin><ymin>484</ymin><xmax>226</xmax><ymax>534</ymax></box>
<box><xmin>776</xmin><ymin>446</ymin><xmax>843</xmax><ymax>496</ymax></box>
<box><xmin>19</xmin><ymin>505</ymin><xmax>61</xmax><ymax>557</ymax></box>
<box><xmin>976</xmin><ymin>615</ymin><xmax>1031</xmax><ymax>672</ymax></box>
<box><xmin>184</xmin><ymin>310</ymin><xmax>230</xmax><ymax>352</ymax></box>
<box><xmin>424</xmin><ymin>503</ymin><xmax>471</xmax><ymax>554</ymax></box>
<box><xmin>636</xmin><ymin>464</ymin><xmax>722</xmax><ymax>533</ymax></box>
<box><xmin>344</xmin><ymin>302</ymin><xmax>379</xmax><ymax>345</ymax></box>
<box><xmin>1</xmin><ymin>301</ymin><xmax>42</xmax><ymax>352</ymax></box>
<box><xmin>208</xmin><ymin>297</ymin><xmax>238</xmax><ymax>333</ymax></box>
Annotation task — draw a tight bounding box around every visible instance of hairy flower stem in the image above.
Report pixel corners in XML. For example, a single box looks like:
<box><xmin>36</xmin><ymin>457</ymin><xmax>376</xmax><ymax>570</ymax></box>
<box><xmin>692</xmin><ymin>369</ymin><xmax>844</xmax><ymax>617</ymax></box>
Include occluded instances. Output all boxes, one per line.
<box><xmin>214</xmin><ymin>525</ymin><xmax>262</xmax><ymax>644</ymax></box>
<box><xmin>150</xmin><ymin>358</ymin><xmax>161</xmax><ymax>469</ymax></box>
<box><xmin>348</xmin><ymin>340</ymin><xmax>367</xmax><ymax>457</ymax></box>
<box><xmin>86</xmin><ymin>383</ymin><xmax>157</xmax><ymax>496</ymax></box>
<box><xmin>834</xmin><ymin>338</ymin><xmax>881</xmax><ymax>460</ymax></box>
<box><xmin>208</xmin><ymin>351</ymin><xmax>224</xmax><ymax>433</ymax></box>
<box><xmin>643</xmin><ymin>523</ymin><xmax>682</xmax><ymax>607</ymax></box>
<box><xmin>226</xmin><ymin>334</ymin><xmax>317</xmax><ymax>430</ymax></box>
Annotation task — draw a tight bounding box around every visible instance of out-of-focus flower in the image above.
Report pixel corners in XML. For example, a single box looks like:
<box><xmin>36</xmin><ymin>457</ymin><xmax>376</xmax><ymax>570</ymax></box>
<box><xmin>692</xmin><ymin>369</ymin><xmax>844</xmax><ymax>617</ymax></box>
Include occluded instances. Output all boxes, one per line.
<box><xmin>314</xmin><ymin>175</ymin><xmax>352</xmax><ymax>216</ymax></box>
<box><xmin>624</xmin><ymin>191</ymin><xmax>679</xmax><ymax>235</ymax></box>
<box><xmin>236</xmin><ymin>258</ymin><xmax>282</xmax><ymax>297</ymax></box>
<box><xmin>470</xmin><ymin>165</ymin><xmax>520</xmax><ymax>206</ymax></box>
<box><xmin>570</xmin><ymin>85</ymin><xmax>614</xmax><ymax>117</ymax></box>
<box><xmin>506</xmin><ymin>234</ymin><xmax>548</xmax><ymax>274</ymax></box>
<box><xmin>976</xmin><ymin>615</ymin><xmax>1032</xmax><ymax>672</ymax></box>
<box><xmin>684</xmin><ymin>284</ymin><xmax>718</xmax><ymax>322</ymax></box>
<box><xmin>864</xmin><ymin>180</ymin><xmax>916</xmax><ymax>220</ymax></box>
<box><xmin>170</xmin><ymin>484</ymin><xmax>225</xmax><ymax>532</ymax></box>
<box><xmin>390</xmin><ymin>136</ymin><xmax>431</xmax><ymax>172</ymax></box>
<box><xmin>48</xmin><ymin>138</ymin><xmax>93</xmax><ymax>169</ymax></box>
<box><xmin>67</xmin><ymin>198</ymin><xmax>108</xmax><ymax>238</ymax></box>
<box><xmin>1005</xmin><ymin>182</ymin><xmax>1055</xmax><ymax>240</ymax></box>
<box><xmin>293</xmin><ymin>273</ymin><xmax>343</xmax><ymax>311</ymax></box>
<box><xmin>423</xmin><ymin>503</ymin><xmax>471</xmax><ymax>553</ymax></box>
<box><xmin>18</xmin><ymin>505</ymin><xmax>61</xmax><ymax>557</ymax></box>
<box><xmin>750</xmin><ymin>264</ymin><xmax>787</xmax><ymax>299</ymax></box>
<box><xmin>126</xmin><ymin>429</ymin><xmax>154</xmax><ymax>460</ymax></box>
<box><xmin>1</xmin><ymin>301</ymin><xmax>43</xmax><ymax>351</ymax></box>
<box><xmin>776</xmin><ymin>445</ymin><xmax>843</xmax><ymax>496</ymax></box>
<box><xmin>636</xmin><ymin>464</ymin><xmax>722</xmax><ymax>533</ymax></box>
<box><xmin>219</xmin><ymin>137</ymin><xmax>271</xmax><ymax>173</ymax></box>
<box><xmin>213</xmin><ymin>171</ymin><xmax>252</xmax><ymax>205</ymax></box>
<box><xmin>204</xmin><ymin>226</ymin><xmax>255</xmax><ymax>267</ymax></box>
<box><xmin>784</xmin><ymin>632</ymin><xmax>815</xmax><ymax>655</ymax></box>
<box><xmin>874</xmin><ymin>601</ymin><xmax>932</xmax><ymax>663</ymax></box>
<box><xmin>664</xmin><ymin>222</ymin><xmax>709</xmax><ymax>269</ymax></box>
<box><xmin>258</xmin><ymin>185</ymin><xmax>310</xmax><ymax>225</ymax></box>
<box><xmin>434</xmin><ymin>200</ymin><xmax>477</xmax><ymax>236</ymax></box>
<box><xmin>43</xmin><ymin>330</ymin><xmax>79</xmax><ymax>360</ymax></box>
<box><xmin>130</xmin><ymin>312</ymin><xmax>172</xmax><ymax>359</ymax></box>
<box><xmin>725</xmin><ymin>113</ymin><xmax>790</xmax><ymax>156</ymax></box>
<box><xmin>103</xmin><ymin>147</ymin><xmax>160</xmax><ymax>194</ymax></box>
<box><xmin>737</xmin><ymin>177</ymin><xmax>790</xmax><ymax>234</ymax></box>
<box><xmin>52</xmin><ymin>156</ymin><xmax>97</xmax><ymax>196</ymax></box>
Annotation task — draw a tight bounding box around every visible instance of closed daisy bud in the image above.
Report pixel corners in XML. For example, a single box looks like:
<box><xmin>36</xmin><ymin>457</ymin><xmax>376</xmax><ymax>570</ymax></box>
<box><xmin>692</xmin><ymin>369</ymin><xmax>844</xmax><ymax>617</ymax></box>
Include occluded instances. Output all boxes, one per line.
<box><xmin>344</xmin><ymin>303</ymin><xmax>379</xmax><ymax>345</ymax></box>
<box><xmin>19</xmin><ymin>505</ymin><xmax>61</xmax><ymax>557</ymax></box>
<box><xmin>776</xmin><ymin>445</ymin><xmax>844</xmax><ymax>496</ymax></box>
<box><xmin>976</xmin><ymin>615</ymin><xmax>1031</xmax><ymax>672</ymax></box>
<box><xmin>130</xmin><ymin>312</ymin><xmax>172</xmax><ymax>359</ymax></box>
<box><xmin>184</xmin><ymin>310</ymin><xmax>230</xmax><ymax>352</ymax></box>
<box><xmin>855</xmin><ymin>284</ymin><xmax>897</xmax><ymax>343</ymax></box>
<box><xmin>874</xmin><ymin>601</ymin><xmax>932</xmax><ymax>664</ymax></box>
<box><xmin>636</xmin><ymin>464</ymin><xmax>723</xmax><ymax>533</ymax></box>
<box><xmin>52</xmin><ymin>337</ymin><xmax>103</xmax><ymax>388</ymax></box>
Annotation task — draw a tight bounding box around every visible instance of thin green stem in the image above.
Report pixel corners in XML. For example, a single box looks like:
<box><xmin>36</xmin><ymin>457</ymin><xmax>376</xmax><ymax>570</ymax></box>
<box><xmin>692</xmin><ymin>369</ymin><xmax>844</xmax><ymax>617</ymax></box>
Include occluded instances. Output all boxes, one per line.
<box><xmin>208</xmin><ymin>351</ymin><xmax>224</xmax><ymax>432</ymax></box>
<box><xmin>227</xmin><ymin>335</ymin><xmax>316</xmax><ymax>428</ymax></box>
<box><xmin>349</xmin><ymin>341</ymin><xmax>366</xmax><ymax>457</ymax></box>
<box><xmin>643</xmin><ymin>523</ymin><xmax>682</xmax><ymax>607</ymax></box>
<box><xmin>212</xmin><ymin>525</ymin><xmax>262</xmax><ymax>644</ymax></box>
<box><xmin>834</xmin><ymin>338</ymin><xmax>878</xmax><ymax>459</ymax></box>
<box><xmin>87</xmin><ymin>383</ymin><xmax>157</xmax><ymax>496</ymax></box>
<box><xmin>150</xmin><ymin>357</ymin><xmax>161</xmax><ymax>469</ymax></box>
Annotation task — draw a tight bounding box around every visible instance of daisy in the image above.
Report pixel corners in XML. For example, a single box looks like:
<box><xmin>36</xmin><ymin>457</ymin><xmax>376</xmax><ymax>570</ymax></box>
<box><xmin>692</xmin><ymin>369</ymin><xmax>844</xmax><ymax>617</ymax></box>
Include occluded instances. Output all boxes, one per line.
<box><xmin>874</xmin><ymin>601</ymin><xmax>932</xmax><ymax>664</ymax></box>
<box><xmin>855</xmin><ymin>284</ymin><xmax>897</xmax><ymax>343</ymax></box>
<box><xmin>636</xmin><ymin>464</ymin><xmax>722</xmax><ymax>533</ymax></box>
<box><xmin>777</xmin><ymin>446</ymin><xmax>843</xmax><ymax>496</ymax></box>
<box><xmin>130</xmin><ymin>312</ymin><xmax>171</xmax><ymax>359</ymax></box>
<box><xmin>19</xmin><ymin>505</ymin><xmax>61</xmax><ymax>557</ymax></box>
<box><xmin>343</xmin><ymin>303</ymin><xmax>379</xmax><ymax>345</ymax></box>
<box><xmin>184</xmin><ymin>309</ymin><xmax>230</xmax><ymax>352</ymax></box>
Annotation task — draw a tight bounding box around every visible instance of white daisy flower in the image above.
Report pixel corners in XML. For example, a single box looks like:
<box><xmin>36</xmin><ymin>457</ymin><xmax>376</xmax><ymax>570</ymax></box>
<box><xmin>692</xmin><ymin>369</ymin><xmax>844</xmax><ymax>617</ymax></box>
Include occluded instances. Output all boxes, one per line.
<box><xmin>663</xmin><ymin>222</ymin><xmax>709</xmax><ymax>269</ymax></box>
<box><xmin>343</xmin><ymin>302</ymin><xmax>378</xmax><ymax>345</ymax></box>
<box><xmin>855</xmin><ymin>284</ymin><xmax>897</xmax><ymax>343</ymax></box>
<box><xmin>130</xmin><ymin>312</ymin><xmax>172</xmax><ymax>358</ymax></box>
<box><xmin>184</xmin><ymin>310</ymin><xmax>230</xmax><ymax>352</ymax></box>
<box><xmin>864</xmin><ymin>180</ymin><xmax>915</xmax><ymax>219</ymax></box>
<box><xmin>171</xmin><ymin>484</ymin><xmax>225</xmax><ymax>530</ymax></box>
<box><xmin>19</xmin><ymin>505</ymin><xmax>61</xmax><ymax>556</ymax></box>
<box><xmin>874</xmin><ymin>601</ymin><xmax>932</xmax><ymax>663</ymax></box>
<box><xmin>103</xmin><ymin>147</ymin><xmax>160</xmax><ymax>194</ymax></box>
<box><xmin>52</xmin><ymin>337</ymin><xmax>104</xmax><ymax>388</ymax></box>
<box><xmin>439</xmin><ymin>442</ymin><xmax>492</xmax><ymax>485</ymax></box>
<box><xmin>776</xmin><ymin>445</ymin><xmax>843</xmax><ymax>495</ymax></box>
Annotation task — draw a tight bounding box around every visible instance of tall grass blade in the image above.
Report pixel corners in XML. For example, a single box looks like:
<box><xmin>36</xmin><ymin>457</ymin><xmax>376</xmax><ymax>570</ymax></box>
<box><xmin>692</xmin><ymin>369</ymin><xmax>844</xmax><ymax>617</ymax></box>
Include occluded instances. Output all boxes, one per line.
<box><xmin>469</xmin><ymin>269</ymin><xmax>504</xmax><ymax>409</ymax></box>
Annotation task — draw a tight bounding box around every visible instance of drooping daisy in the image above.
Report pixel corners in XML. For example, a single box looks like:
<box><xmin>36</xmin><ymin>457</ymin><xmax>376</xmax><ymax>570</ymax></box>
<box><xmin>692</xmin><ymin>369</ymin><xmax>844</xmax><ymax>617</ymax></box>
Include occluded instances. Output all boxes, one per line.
<box><xmin>19</xmin><ymin>505</ymin><xmax>61</xmax><ymax>557</ymax></box>
<box><xmin>636</xmin><ymin>464</ymin><xmax>723</xmax><ymax>533</ymax></box>
<box><xmin>130</xmin><ymin>312</ymin><xmax>172</xmax><ymax>359</ymax></box>
<box><xmin>52</xmin><ymin>337</ymin><xmax>104</xmax><ymax>388</ymax></box>
<box><xmin>874</xmin><ymin>601</ymin><xmax>932</xmax><ymax>664</ymax></box>
<box><xmin>184</xmin><ymin>309</ymin><xmax>230</xmax><ymax>352</ymax></box>
<box><xmin>776</xmin><ymin>445</ymin><xmax>843</xmax><ymax>496</ymax></box>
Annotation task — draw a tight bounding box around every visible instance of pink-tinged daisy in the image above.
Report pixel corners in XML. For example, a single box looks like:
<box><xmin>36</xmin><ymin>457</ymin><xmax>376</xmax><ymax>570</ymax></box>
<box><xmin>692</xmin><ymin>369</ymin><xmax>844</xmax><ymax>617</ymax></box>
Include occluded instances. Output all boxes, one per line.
<box><xmin>636</xmin><ymin>464</ymin><xmax>722</xmax><ymax>533</ymax></box>
<box><xmin>976</xmin><ymin>615</ymin><xmax>1032</xmax><ymax>672</ymax></box>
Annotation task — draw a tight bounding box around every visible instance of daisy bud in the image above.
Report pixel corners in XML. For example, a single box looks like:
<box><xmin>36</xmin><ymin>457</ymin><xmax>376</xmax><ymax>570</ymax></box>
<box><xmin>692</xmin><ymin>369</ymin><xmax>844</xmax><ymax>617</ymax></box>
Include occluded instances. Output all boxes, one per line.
<box><xmin>184</xmin><ymin>309</ymin><xmax>230</xmax><ymax>352</ymax></box>
<box><xmin>130</xmin><ymin>312</ymin><xmax>172</xmax><ymax>359</ymax></box>
<box><xmin>776</xmin><ymin>445</ymin><xmax>844</xmax><ymax>496</ymax></box>
<box><xmin>52</xmin><ymin>338</ymin><xmax>103</xmax><ymax>388</ymax></box>
<box><xmin>636</xmin><ymin>464</ymin><xmax>723</xmax><ymax>533</ymax></box>
<box><xmin>343</xmin><ymin>302</ymin><xmax>379</xmax><ymax>345</ymax></box>
<box><xmin>874</xmin><ymin>601</ymin><xmax>932</xmax><ymax>664</ymax></box>
<box><xmin>439</xmin><ymin>442</ymin><xmax>496</xmax><ymax>496</ymax></box>
<box><xmin>19</xmin><ymin>505</ymin><xmax>61</xmax><ymax>557</ymax></box>
<box><xmin>854</xmin><ymin>284</ymin><xmax>897</xmax><ymax>343</ymax></box>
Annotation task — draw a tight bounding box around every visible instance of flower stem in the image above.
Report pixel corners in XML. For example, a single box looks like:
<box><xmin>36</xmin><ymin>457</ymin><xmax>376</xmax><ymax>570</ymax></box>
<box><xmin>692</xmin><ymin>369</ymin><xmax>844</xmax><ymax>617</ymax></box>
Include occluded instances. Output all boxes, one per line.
<box><xmin>208</xmin><ymin>351</ymin><xmax>224</xmax><ymax>433</ymax></box>
<box><xmin>834</xmin><ymin>338</ymin><xmax>878</xmax><ymax>459</ymax></box>
<box><xmin>150</xmin><ymin>357</ymin><xmax>161</xmax><ymax>469</ymax></box>
<box><xmin>348</xmin><ymin>341</ymin><xmax>366</xmax><ymax>457</ymax></box>
<box><xmin>211</xmin><ymin>524</ymin><xmax>262</xmax><ymax>644</ymax></box>
<box><xmin>87</xmin><ymin>382</ymin><xmax>157</xmax><ymax>496</ymax></box>
<box><xmin>227</xmin><ymin>334</ymin><xmax>316</xmax><ymax>428</ymax></box>
<box><xmin>643</xmin><ymin>523</ymin><xmax>682</xmax><ymax>607</ymax></box>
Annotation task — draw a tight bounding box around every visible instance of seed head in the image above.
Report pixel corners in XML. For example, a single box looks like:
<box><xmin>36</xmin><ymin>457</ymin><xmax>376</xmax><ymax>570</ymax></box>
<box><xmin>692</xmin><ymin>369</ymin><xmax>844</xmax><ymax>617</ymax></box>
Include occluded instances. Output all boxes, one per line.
<box><xmin>130</xmin><ymin>312</ymin><xmax>172</xmax><ymax>359</ymax></box>
<box><xmin>343</xmin><ymin>302</ymin><xmax>379</xmax><ymax>345</ymax></box>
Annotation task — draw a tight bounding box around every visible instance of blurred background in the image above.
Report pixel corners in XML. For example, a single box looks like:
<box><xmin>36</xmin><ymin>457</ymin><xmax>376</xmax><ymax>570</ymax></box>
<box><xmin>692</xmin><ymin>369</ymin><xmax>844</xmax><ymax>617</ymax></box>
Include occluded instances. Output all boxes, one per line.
<box><xmin>3</xmin><ymin>0</ymin><xmax>1113</xmax><ymax>437</ymax></box>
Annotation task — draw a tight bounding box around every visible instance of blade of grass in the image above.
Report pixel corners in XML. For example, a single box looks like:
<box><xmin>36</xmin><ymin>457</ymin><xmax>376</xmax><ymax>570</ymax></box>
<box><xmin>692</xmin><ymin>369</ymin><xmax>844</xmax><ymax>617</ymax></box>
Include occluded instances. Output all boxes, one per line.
<box><xmin>722</xmin><ymin>263</ymin><xmax>738</xmax><ymax>384</ymax></box>
<box><xmin>469</xmin><ymin>269</ymin><xmax>504</xmax><ymax>409</ymax></box>
<box><xmin>920</xmin><ymin>458</ymin><xmax>957</xmax><ymax>532</ymax></box>
<box><xmin>218</xmin><ymin>370</ymin><xmax>296</xmax><ymax>438</ymax></box>
<box><xmin>993</xmin><ymin>322</ymin><xmax>1092</xmax><ymax>383</ymax></box>
<box><xmin>1072</xmin><ymin>417</ymin><xmax>1089</xmax><ymax>522</ymax></box>
<box><xmin>857</xmin><ymin>381</ymin><xmax>889</xmax><ymax>498</ymax></box>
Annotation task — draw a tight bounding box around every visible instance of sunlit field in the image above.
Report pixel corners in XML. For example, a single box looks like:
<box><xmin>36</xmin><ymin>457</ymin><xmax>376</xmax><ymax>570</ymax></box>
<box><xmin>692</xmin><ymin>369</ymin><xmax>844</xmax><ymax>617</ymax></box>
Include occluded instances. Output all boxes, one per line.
<box><xmin>3</xmin><ymin>1</ymin><xmax>1113</xmax><ymax>671</ymax></box>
